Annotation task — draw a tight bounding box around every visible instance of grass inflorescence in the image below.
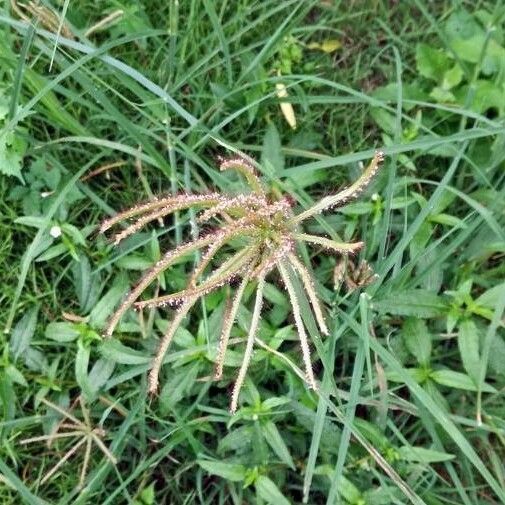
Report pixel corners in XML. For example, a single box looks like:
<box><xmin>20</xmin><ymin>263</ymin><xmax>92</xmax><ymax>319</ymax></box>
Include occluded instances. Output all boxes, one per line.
<box><xmin>1</xmin><ymin>1</ymin><xmax>505</xmax><ymax>504</ymax></box>
<box><xmin>100</xmin><ymin>151</ymin><xmax>384</xmax><ymax>411</ymax></box>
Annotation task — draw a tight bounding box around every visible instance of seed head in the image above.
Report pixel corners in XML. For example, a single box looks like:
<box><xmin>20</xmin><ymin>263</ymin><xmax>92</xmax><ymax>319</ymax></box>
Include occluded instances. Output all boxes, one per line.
<box><xmin>99</xmin><ymin>150</ymin><xmax>384</xmax><ymax>411</ymax></box>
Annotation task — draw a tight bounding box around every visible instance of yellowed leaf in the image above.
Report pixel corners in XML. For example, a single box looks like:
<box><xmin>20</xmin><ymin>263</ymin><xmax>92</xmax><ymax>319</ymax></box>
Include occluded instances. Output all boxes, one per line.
<box><xmin>307</xmin><ymin>39</ymin><xmax>342</xmax><ymax>53</ymax></box>
<box><xmin>320</xmin><ymin>39</ymin><xmax>342</xmax><ymax>53</ymax></box>
<box><xmin>275</xmin><ymin>83</ymin><xmax>297</xmax><ymax>129</ymax></box>
<box><xmin>62</xmin><ymin>312</ymin><xmax>88</xmax><ymax>323</ymax></box>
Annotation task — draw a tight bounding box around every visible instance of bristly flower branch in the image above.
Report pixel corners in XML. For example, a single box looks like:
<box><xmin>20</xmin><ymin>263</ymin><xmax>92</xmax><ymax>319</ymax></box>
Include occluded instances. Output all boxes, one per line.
<box><xmin>100</xmin><ymin>150</ymin><xmax>384</xmax><ymax>412</ymax></box>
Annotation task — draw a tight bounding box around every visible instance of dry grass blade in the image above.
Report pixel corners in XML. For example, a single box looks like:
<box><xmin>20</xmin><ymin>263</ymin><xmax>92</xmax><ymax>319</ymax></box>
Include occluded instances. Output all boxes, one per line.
<box><xmin>21</xmin><ymin>396</ymin><xmax>116</xmax><ymax>488</ymax></box>
<box><xmin>40</xmin><ymin>438</ymin><xmax>87</xmax><ymax>485</ymax></box>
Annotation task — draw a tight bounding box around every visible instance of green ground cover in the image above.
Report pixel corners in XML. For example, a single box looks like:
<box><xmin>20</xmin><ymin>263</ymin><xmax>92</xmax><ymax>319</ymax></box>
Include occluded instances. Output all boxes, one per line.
<box><xmin>0</xmin><ymin>1</ymin><xmax>504</xmax><ymax>503</ymax></box>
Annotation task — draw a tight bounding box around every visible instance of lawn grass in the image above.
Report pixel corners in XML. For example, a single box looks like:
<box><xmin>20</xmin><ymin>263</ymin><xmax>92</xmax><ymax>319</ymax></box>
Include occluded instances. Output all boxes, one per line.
<box><xmin>1</xmin><ymin>1</ymin><xmax>505</xmax><ymax>504</ymax></box>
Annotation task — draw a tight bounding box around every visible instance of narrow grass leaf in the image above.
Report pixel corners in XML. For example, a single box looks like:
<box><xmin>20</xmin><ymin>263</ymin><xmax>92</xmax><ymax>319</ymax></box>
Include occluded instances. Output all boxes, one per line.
<box><xmin>402</xmin><ymin>318</ymin><xmax>432</xmax><ymax>366</ymax></box>
<box><xmin>430</xmin><ymin>370</ymin><xmax>496</xmax><ymax>393</ymax></box>
<box><xmin>397</xmin><ymin>446</ymin><xmax>455</xmax><ymax>463</ymax></box>
<box><xmin>202</xmin><ymin>0</ymin><xmax>232</xmax><ymax>85</ymax></box>
<box><xmin>45</xmin><ymin>322</ymin><xmax>80</xmax><ymax>343</ymax></box>
<box><xmin>326</xmin><ymin>295</ymin><xmax>368</xmax><ymax>505</ymax></box>
<box><xmin>100</xmin><ymin>339</ymin><xmax>150</xmax><ymax>365</ymax></box>
<box><xmin>4</xmin><ymin>156</ymin><xmax>101</xmax><ymax>333</ymax></box>
<box><xmin>369</xmin><ymin>338</ymin><xmax>505</xmax><ymax>501</ymax></box>
<box><xmin>303</xmin><ymin>323</ymin><xmax>341</xmax><ymax>502</ymax></box>
<box><xmin>0</xmin><ymin>457</ymin><xmax>49</xmax><ymax>505</ymax></box>
<box><xmin>75</xmin><ymin>341</ymin><xmax>92</xmax><ymax>400</ymax></box>
<box><xmin>8</xmin><ymin>22</ymin><xmax>35</xmax><ymax>121</ymax></box>
<box><xmin>88</xmin><ymin>274</ymin><xmax>129</xmax><ymax>330</ymax></box>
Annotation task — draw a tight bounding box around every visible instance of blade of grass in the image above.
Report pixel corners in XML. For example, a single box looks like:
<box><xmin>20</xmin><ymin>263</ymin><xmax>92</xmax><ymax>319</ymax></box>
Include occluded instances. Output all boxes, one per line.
<box><xmin>373</xmin><ymin>141</ymin><xmax>467</xmax><ymax>286</ymax></box>
<box><xmin>302</xmin><ymin>320</ymin><xmax>347</xmax><ymax>502</ymax></box>
<box><xmin>413</xmin><ymin>404</ymin><xmax>474</xmax><ymax>505</ymax></box>
<box><xmin>377</xmin><ymin>46</ymin><xmax>402</xmax><ymax>262</ymax></box>
<box><xmin>8</xmin><ymin>21</ymin><xmax>35</xmax><ymax>121</ymax></box>
<box><xmin>0</xmin><ymin>457</ymin><xmax>49</xmax><ymax>505</ymax></box>
<box><xmin>413</xmin><ymin>179</ymin><xmax>505</xmax><ymax>242</ymax></box>
<box><xmin>202</xmin><ymin>0</ymin><xmax>232</xmax><ymax>86</ymax></box>
<box><xmin>338</xmin><ymin>309</ymin><xmax>505</xmax><ymax>502</ymax></box>
<box><xmin>236</xmin><ymin>1</ymin><xmax>308</xmax><ymax>84</ymax></box>
<box><xmin>325</xmin><ymin>294</ymin><xmax>369</xmax><ymax>505</ymax></box>
<box><xmin>477</xmin><ymin>288</ymin><xmax>505</xmax><ymax>425</ymax></box>
<box><xmin>48</xmin><ymin>0</ymin><xmax>70</xmax><ymax>71</ymax></box>
<box><xmin>286</xmin><ymin>265</ymin><xmax>423</xmax><ymax>504</ymax></box>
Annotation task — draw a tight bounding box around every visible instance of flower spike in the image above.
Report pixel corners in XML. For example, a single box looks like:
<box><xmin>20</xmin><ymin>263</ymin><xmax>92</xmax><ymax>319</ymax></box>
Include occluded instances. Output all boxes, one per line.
<box><xmin>99</xmin><ymin>150</ymin><xmax>383</xmax><ymax>412</ymax></box>
<box><xmin>105</xmin><ymin>233</ymin><xmax>217</xmax><ymax>337</ymax></box>
<box><xmin>230</xmin><ymin>274</ymin><xmax>266</xmax><ymax>413</ymax></box>
<box><xmin>278</xmin><ymin>261</ymin><xmax>318</xmax><ymax>390</ymax></box>
<box><xmin>100</xmin><ymin>193</ymin><xmax>222</xmax><ymax>235</ymax></box>
<box><xmin>287</xmin><ymin>252</ymin><xmax>329</xmax><ymax>336</ymax></box>
<box><xmin>148</xmin><ymin>298</ymin><xmax>198</xmax><ymax>394</ymax></box>
<box><xmin>214</xmin><ymin>274</ymin><xmax>250</xmax><ymax>380</ymax></box>
<box><xmin>290</xmin><ymin>150</ymin><xmax>384</xmax><ymax>225</ymax></box>
<box><xmin>134</xmin><ymin>246</ymin><xmax>258</xmax><ymax>309</ymax></box>
<box><xmin>219</xmin><ymin>156</ymin><xmax>265</xmax><ymax>195</ymax></box>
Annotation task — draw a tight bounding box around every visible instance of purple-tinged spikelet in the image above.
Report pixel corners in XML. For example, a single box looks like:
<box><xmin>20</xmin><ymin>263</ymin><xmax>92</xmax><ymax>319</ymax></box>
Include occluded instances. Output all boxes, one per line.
<box><xmin>100</xmin><ymin>193</ymin><xmax>223</xmax><ymax>235</ymax></box>
<box><xmin>99</xmin><ymin>150</ymin><xmax>383</xmax><ymax>413</ymax></box>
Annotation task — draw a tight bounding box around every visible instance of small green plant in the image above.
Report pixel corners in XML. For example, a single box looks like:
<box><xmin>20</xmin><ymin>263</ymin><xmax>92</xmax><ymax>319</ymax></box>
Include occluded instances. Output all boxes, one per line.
<box><xmin>100</xmin><ymin>151</ymin><xmax>384</xmax><ymax>412</ymax></box>
<box><xmin>371</xmin><ymin>7</ymin><xmax>505</xmax><ymax>172</ymax></box>
<box><xmin>0</xmin><ymin>90</ymin><xmax>27</xmax><ymax>182</ymax></box>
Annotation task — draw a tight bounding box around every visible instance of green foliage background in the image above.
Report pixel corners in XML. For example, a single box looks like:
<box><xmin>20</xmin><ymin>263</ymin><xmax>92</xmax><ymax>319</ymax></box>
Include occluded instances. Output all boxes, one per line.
<box><xmin>0</xmin><ymin>1</ymin><xmax>504</xmax><ymax>504</ymax></box>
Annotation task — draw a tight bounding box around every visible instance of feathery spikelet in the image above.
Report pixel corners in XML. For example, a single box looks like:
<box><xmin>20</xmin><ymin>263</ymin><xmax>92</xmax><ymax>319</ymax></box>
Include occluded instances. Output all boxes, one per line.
<box><xmin>293</xmin><ymin>233</ymin><xmax>364</xmax><ymax>254</ymax></box>
<box><xmin>214</xmin><ymin>275</ymin><xmax>249</xmax><ymax>380</ymax></box>
<box><xmin>134</xmin><ymin>246</ymin><xmax>258</xmax><ymax>309</ymax></box>
<box><xmin>99</xmin><ymin>151</ymin><xmax>383</xmax><ymax>412</ymax></box>
<box><xmin>148</xmin><ymin>298</ymin><xmax>197</xmax><ymax>394</ymax></box>
<box><xmin>219</xmin><ymin>156</ymin><xmax>264</xmax><ymax>195</ymax></box>
<box><xmin>287</xmin><ymin>252</ymin><xmax>329</xmax><ymax>336</ymax></box>
<box><xmin>110</xmin><ymin>206</ymin><xmax>171</xmax><ymax>245</ymax></box>
<box><xmin>197</xmin><ymin>193</ymin><xmax>267</xmax><ymax>224</ymax></box>
<box><xmin>104</xmin><ymin>233</ymin><xmax>217</xmax><ymax>337</ymax></box>
<box><xmin>100</xmin><ymin>193</ymin><xmax>222</xmax><ymax>235</ymax></box>
<box><xmin>189</xmin><ymin>240</ymin><xmax>228</xmax><ymax>288</ymax></box>
<box><xmin>251</xmin><ymin>236</ymin><xmax>295</xmax><ymax>278</ymax></box>
<box><xmin>290</xmin><ymin>150</ymin><xmax>384</xmax><ymax>224</ymax></box>
<box><xmin>278</xmin><ymin>261</ymin><xmax>318</xmax><ymax>390</ymax></box>
<box><xmin>230</xmin><ymin>274</ymin><xmax>265</xmax><ymax>413</ymax></box>
<box><xmin>104</xmin><ymin>224</ymin><xmax>257</xmax><ymax>337</ymax></box>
